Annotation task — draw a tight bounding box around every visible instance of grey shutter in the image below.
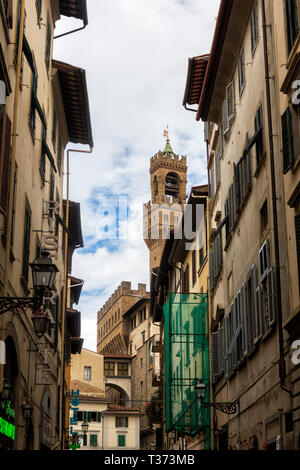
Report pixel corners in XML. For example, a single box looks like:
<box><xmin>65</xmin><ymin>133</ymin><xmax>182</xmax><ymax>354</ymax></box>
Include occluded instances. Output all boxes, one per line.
<box><xmin>281</xmin><ymin>107</ymin><xmax>294</xmax><ymax>174</ymax></box>
<box><xmin>212</xmin><ymin>331</ymin><xmax>220</xmax><ymax>381</ymax></box>
<box><xmin>224</xmin><ymin>315</ymin><xmax>229</xmax><ymax>378</ymax></box>
<box><xmin>225</xmin><ymin>198</ymin><xmax>229</xmax><ymax>239</ymax></box>
<box><xmin>231</xmin><ymin>304</ymin><xmax>237</xmax><ymax>369</ymax></box>
<box><xmin>259</xmin><ymin>239</ymin><xmax>270</xmax><ymax>281</ymax></box>
<box><xmin>238</xmin><ymin>161</ymin><xmax>244</xmax><ymax>207</ymax></box>
<box><xmin>267</xmin><ymin>268</ymin><xmax>276</xmax><ymax>327</ymax></box>
<box><xmin>226</xmin><ymin>81</ymin><xmax>236</xmax><ymax>121</ymax></box>
<box><xmin>255</xmin><ymin>286</ymin><xmax>262</xmax><ymax>342</ymax></box>
<box><xmin>204</xmin><ymin>122</ymin><xmax>210</xmax><ymax>142</ymax></box>
<box><xmin>215</xmin><ymin>151</ymin><xmax>220</xmax><ymax>186</ymax></box>
<box><xmin>219</xmin><ymin>126</ymin><xmax>224</xmax><ymax>158</ymax></box>
<box><xmin>229</xmin><ymin>184</ymin><xmax>234</xmax><ymax>231</ymax></box>
<box><xmin>209</xmin><ymin>251</ymin><xmax>214</xmax><ymax>290</ymax></box>
<box><xmin>241</xmin><ymin>283</ymin><xmax>248</xmax><ymax>356</ymax></box>
<box><xmin>223</xmin><ymin>99</ymin><xmax>229</xmax><ymax>135</ymax></box>
<box><xmin>246</xmin><ymin>153</ymin><xmax>252</xmax><ymax>190</ymax></box>
<box><xmin>234</xmin><ymin>163</ymin><xmax>240</xmax><ymax>212</ymax></box>
<box><xmin>218</xmin><ymin>325</ymin><xmax>225</xmax><ymax>375</ymax></box>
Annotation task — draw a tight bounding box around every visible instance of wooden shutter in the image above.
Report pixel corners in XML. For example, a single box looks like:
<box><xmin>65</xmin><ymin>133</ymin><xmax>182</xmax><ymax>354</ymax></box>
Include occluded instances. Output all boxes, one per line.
<box><xmin>255</xmin><ymin>286</ymin><xmax>262</xmax><ymax>342</ymax></box>
<box><xmin>281</xmin><ymin>107</ymin><xmax>294</xmax><ymax>174</ymax></box>
<box><xmin>222</xmin><ymin>99</ymin><xmax>229</xmax><ymax>135</ymax></box>
<box><xmin>296</xmin><ymin>213</ymin><xmax>300</xmax><ymax>291</ymax></box>
<box><xmin>226</xmin><ymin>81</ymin><xmax>235</xmax><ymax>121</ymax></box>
<box><xmin>246</xmin><ymin>152</ymin><xmax>252</xmax><ymax>190</ymax></box>
<box><xmin>267</xmin><ymin>268</ymin><xmax>276</xmax><ymax>327</ymax></box>
<box><xmin>209</xmin><ymin>251</ymin><xmax>214</xmax><ymax>290</ymax></box>
<box><xmin>241</xmin><ymin>283</ymin><xmax>248</xmax><ymax>356</ymax></box>
<box><xmin>212</xmin><ymin>331</ymin><xmax>220</xmax><ymax>380</ymax></box>
<box><xmin>125</xmin><ymin>416</ymin><xmax>128</xmax><ymax>427</ymax></box>
<box><xmin>0</xmin><ymin>111</ymin><xmax>12</xmax><ymax>215</ymax></box>
<box><xmin>45</xmin><ymin>15</ymin><xmax>51</xmax><ymax>71</ymax></box>
<box><xmin>234</xmin><ymin>163</ymin><xmax>240</xmax><ymax>212</ymax></box>
<box><xmin>259</xmin><ymin>239</ymin><xmax>270</xmax><ymax>281</ymax></box>
<box><xmin>238</xmin><ymin>161</ymin><xmax>244</xmax><ymax>207</ymax></box>
<box><xmin>224</xmin><ymin>315</ymin><xmax>229</xmax><ymax>378</ymax></box>
<box><xmin>225</xmin><ymin>198</ymin><xmax>229</xmax><ymax>239</ymax></box>
<box><xmin>286</xmin><ymin>0</ymin><xmax>299</xmax><ymax>53</ymax></box>
<box><xmin>215</xmin><ymin>151</ymin><xmax>220</xmax><ymax>186</ymax></box>
<box><xmin>231</xmin><ymin>301</ymin><xmax>238</xmax><ymax>368</ymax></box>
<box><xmin>229</xmin><ymin>184</ymin><xmax>234</xmax><ymax>231</ymax></box>
<box><xmin>22</xmin><ymin>199</ymin><xmax>31</xmax><ymax>281</ymax></box>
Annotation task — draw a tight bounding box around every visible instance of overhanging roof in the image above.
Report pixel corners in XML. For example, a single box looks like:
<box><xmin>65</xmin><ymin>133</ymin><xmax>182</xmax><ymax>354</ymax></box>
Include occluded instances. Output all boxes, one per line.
<box><xmin>59</xmin><ymin>0</ymin><xmax>88</xmax><ymax>25</ymax></box>
<box><xmin>52</xmin><ymin>60</ymin><xmax>93</xmax><ymax>147</ymax></box>
<box><xmin>182</xmin><ymin>55</ymin><xmax>210</xmax><ymax>108</ymax></box>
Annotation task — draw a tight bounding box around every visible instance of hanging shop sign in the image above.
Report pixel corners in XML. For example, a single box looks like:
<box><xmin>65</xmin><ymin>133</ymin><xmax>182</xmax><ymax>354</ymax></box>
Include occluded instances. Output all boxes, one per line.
<box><xmin>0</xmin><ymin>400</ymin><xmax>15</xmax><ymax>441</ymax></box>
<box><xmin>69</xmin><ymin>389</ymin><xmax>80</xmax><ymax>451</ymax></box>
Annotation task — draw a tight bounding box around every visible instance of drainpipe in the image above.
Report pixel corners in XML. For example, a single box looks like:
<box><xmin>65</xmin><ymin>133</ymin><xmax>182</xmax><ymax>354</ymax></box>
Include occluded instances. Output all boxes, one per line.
<box><xmin>54</xmin><ymin>23</ymin><xmax>87</xmax><ymax>40</ymax></box>
<box><xmin>0</xmin><ymin>0</ymin><xmax>26</xmax><ymax>392</ymax></box>
<box><xmin>60</xmin><ymin>145</ymin><xmax>93</xmax><ymax>448</ymax></box>
<box><xmin>261</xmin><ymin>0</ymin><xmax>291</xmax><ymax>395</ymax></box>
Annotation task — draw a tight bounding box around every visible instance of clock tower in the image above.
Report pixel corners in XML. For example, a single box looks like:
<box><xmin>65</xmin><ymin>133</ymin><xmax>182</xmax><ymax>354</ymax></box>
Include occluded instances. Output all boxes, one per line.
<box><xmin>144</xmin><ymin>131</ymin><xmax>188</xmax><ymax>277</ymax></box>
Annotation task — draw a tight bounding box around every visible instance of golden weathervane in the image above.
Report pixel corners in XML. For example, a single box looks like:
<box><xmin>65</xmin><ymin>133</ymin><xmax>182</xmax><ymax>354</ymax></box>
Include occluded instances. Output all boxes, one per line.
<box><xmin>163</xmin><ymin>125</ymin><xmax>170</xmax><ymax>143</ymax></box>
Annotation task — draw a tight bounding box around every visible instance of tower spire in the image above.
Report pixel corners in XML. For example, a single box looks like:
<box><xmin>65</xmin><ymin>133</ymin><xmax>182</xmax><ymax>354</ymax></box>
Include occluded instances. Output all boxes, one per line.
<box><xmin>163</xmin><ymin>125</ymin><xmax>174</xmax><ymax>156</ymax></box>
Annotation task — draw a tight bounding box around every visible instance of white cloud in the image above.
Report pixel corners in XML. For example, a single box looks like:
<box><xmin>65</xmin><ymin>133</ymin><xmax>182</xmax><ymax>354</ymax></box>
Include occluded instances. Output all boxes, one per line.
<box><xmin>54</xmin><ymin>0</ymin><xmax>220</xmax><ymax>350</ymax></box>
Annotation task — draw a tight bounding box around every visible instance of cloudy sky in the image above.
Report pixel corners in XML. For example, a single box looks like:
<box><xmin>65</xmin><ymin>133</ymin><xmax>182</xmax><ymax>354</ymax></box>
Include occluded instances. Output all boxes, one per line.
<box><xmin>54</xmin><ymin>0</ymin><xmax>220</xmax><ymax>351</ymax></box>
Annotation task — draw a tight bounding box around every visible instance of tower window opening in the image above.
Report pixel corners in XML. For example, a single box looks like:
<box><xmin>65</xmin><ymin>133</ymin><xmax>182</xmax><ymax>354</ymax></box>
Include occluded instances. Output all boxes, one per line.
<box><xmin>165</xmin><ymin>173</ymin><xmax>179</xmax><ymax>198</ymax></box>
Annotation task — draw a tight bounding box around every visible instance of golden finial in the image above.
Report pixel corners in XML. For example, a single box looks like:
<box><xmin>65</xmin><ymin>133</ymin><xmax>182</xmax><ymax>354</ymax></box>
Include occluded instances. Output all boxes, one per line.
<box><xmin>163</xmin><ymin>125</ymin><xmax>170</xmax><ymax>143</ymax></box>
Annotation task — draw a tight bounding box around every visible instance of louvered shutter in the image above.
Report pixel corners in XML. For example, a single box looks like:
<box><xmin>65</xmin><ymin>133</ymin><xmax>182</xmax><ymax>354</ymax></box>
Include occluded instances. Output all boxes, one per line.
<box><xmin>226</xmin><ymin>81</ymin><xmax>235</xmax><ymax>121</ymax></box>
<box><xmin>231</xmin><ymin>304</ymin><xmax>237</xmax><ymax>369</ymax></box>
<box><xmin>281</xmin><ymin>107</ymin><xmax>294</xmax><ymax>174</ymax></box>
<box><xmin>209</xmin><ymin>251</ymin><xmax>214</xmax><ymax>290</ymax></box>
<box><xmin>218</xmin><ymin>325</ymin><xmax>225</xmax><ymax>374</ymax></box>
<box><xmin>259</xmin><ymin>239</ymin><xmax>270</xmax><ymax>281</ymax></box>
<box><xmin>234</xmin><ymin>163</ymin><xmax>240</xmax><ymax>212</ymax></box>
<box><xmin>238</xmin><ymin>161</ymin><xmax>244</xmax><ymax>207</ymax></box>
<box><xmin>255</xmin><ymin>286</ymin><xmax>262</xmax><ymax>342</ymax></box>
<box><xmin>223</xmin><ymin>99</ymin><xmax>229</xmax><ymax>135</ymax></box>
<box><xmin>219</xmin><ymin>126</ymin><xmax>223</xmax><ymax>158</ymax></box>
<box><xmin>246</xmin><ymin>152</ymin><xmax>252</xmax><ymax>190</ymax></box>
<box><xmin>224</xmin><ymin>315</ymin><xmax>229</xmax><ymax>378</ymax></box>
<box><xmin>204</xmin><ymin>122</ymin><xmax>210</xmax><ymax>142</ymax></box>
<box><xmin>241</xmin><ymin>283</ymin><xmax>248</xmax><ymax>356</ymax></box>
<box><xmin>225</xmin><ymin>198</ymin><xmax>229</xmax><ymax>239</ymax></box>
<box><xmin>267</xmin><ymin>268</ymin><xmax>276</xmax><ymax>327</ymax></box>
<box><xmin>212</xmin><ymin>331</ymin><xmax>220</xmax><ymax>380</ymax></box>
<box><xmin>229</xmin><ymin>184</ymin><xmax>234</xmax><ymax>231</ymax></box>
<box><xmin>251</xmin><ymin>265</ymin><xmax>259</xmax><ymax>343</ymax></box>
<box><xmin>0</xmin><ymin>111</ymin><xmax>12</xmax><ymax>215</ymax></box>
<box><xmin>296</xmin><ymin>214</ymin><xmax>300</xmax><ymax>291</ymax></box>
<box><xmin>215</xmin><ymin>151</ymin><xmax>220</xmax><ymax>186</ymax></box>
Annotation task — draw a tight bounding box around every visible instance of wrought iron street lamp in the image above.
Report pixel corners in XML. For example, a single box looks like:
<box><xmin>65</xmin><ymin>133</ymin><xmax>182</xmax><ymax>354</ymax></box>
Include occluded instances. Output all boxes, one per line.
<box><xmin>0</xmin><ymin>252</ymin><xmax>58</xmax><ymax>336</ymax></box>
<box><xmin>1</xmin><ymin>378</ymin><xmax>12</xmax><ymax>403</ymax></box>
<box><xmin>195</xmin><ymin>380</ymin><xmax>239</xmax><ymax>415</ymax></box>
<box><xmin>81</xmin><ymin>421</ymin><xmax>89</xmax><ymax>434</ymax></box>
<box><xmin>22</xmin><ymin>401</ymin><xmax>33</xmax><ymax>421</ymax></box>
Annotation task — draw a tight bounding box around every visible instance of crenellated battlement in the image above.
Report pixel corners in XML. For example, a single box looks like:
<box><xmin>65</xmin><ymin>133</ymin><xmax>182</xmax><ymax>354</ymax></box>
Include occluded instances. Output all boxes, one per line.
<box><xmin>97</xmin><ymin>281</ymin><xmax>149</xmax><ymax>321</ymax></box>
<box><xmin>150</xmin><ymin>151</ymin><xmax>187</xmax><ymax>174</ymax></box>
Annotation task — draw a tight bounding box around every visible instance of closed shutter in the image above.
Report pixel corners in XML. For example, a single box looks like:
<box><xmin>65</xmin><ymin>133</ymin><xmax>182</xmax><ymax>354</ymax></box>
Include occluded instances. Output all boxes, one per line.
<box><xmin>204</xmin><ymin>122</ymin><xmax>210</xmax><ymax>142</ymax></box>
<box><xmin>281</xmin><ymin>107</ymin><xmax>294</xmax><ymax>174</ymax></box>
<box><xmin>219</xmin><ymin>126</ymin><xmax>223</xmax><ymax>158</ymax></box>
<box><xmin>231</xmin><ymin>302</ymin><xmax>237</xmax><ymax>369</ymax></box>
<box><xmin>212</xmin><ymin>331</ymin><xmax>220</xmax><ymax>380</ymax></box>
<box><xmin>215</xmin><ymin>151</ymin><xmax>220</xmax><ymax>187</ymax></box>
<box><xmin>226</xmin><ymin>81</ymin><xmax>235</xmax><ymax>121</ymax></box>
<box><xmin>209</xmin><ymin>251</ymin><xmax>214</xmax><ymax>290</ymax></box>
<box><xmin>125</xmin><ymin>416</ymin><xmax>128</xmax><ymax>427</ymax></box>
<box><xmin>118</xmin><ymin>435</ymin><xmax>126</xmax><ymax>447</ymax></box>
<box><xmin>267</xmin><ymin>268</ymin><xmax>276</xmax><ymax>327</ymax></box>
<box><xmin>259</xmin><ymin>239</ymin><xmax>270</xmax><ymax>281</ymax></box>
<box><xmin>251</xmin><ymin>3</ymin><xmax>258</xmax><ymax>55</ymax></box>
<box><xmin>241</xmin><ymin>283</ymin><xmax>248</xmax><ymax>356</ymax></box>
<box><xmin>229</xmin><ymin>184</ymin><xmax>234</xmax><ymax>231</ymax></box>
<box><xmin>286</xmin><ymin>0</ymin><xmax>299</xmax><ymax>54</ymax></box>
<box><xmin>246</xmin><ymin>152</ymin><xmax>252</xmax><ymax>190</ymax></box>
<box><xmin>45</xmin><ymin>15</ymin><xmax>51</xmax><ymax>71</ymax></box>
<box><xmin>225</xmin><ymin>198</ymin><xmax>229</xmax><ymax>239</ymax></box>
<box><xmin>49</xmin><ymin>171</ymin><xmax>54</xmax><ymax>201</ymax></box>
<box><xmin>255</xmin><ymin>286</ymin><xmax>262</xmax><ymax>342</ymax></box>
<box><xmin>22</xmin><ymin>199</ymin><xmax>31</xmax><ymax>281</ymax></box>
<box><xmin>97</xmin><ymin>412</ymin><xmax>101</xmax><ymax>422</ymax></box>
<box><xmin>83</xmin><ymin>411</ymin><xmax>87</xmax><ymax>421</ymax></box>
<box><xmin>234</xmin><ymin>163</ymin><xmax>240</xmax><ymax>212</ymax></box>
<box><xmin>296</xmin><ymin>213</ymin><xmax>300</xmax><ymax>292</ymax></box>
<box><xmin>87</xmin><ymin>411</ymin><xmax>91</xmax><ymax>422</ymax></box>
<box><xmin>57</xmin><ymin>138</ymin><xmax>62</xmax><ymax>174</ymax></box>
<box><xmin>238</xmin><ymin>161</ymin><xmax>244</xmax><ymax>207</ymax></box>
<box><xmin>0</xmin><ymin>111</ymin><xmax>12</xmax><ymax>215</ymax></box>
<box><xmin>224</xmin><ymin>315</ymin><xmax>229</xmax><ymax>378</ymax></box>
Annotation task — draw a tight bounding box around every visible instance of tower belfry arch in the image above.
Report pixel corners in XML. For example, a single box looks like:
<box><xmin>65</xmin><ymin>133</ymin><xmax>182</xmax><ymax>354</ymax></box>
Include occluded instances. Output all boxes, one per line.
<box><xmin>144</xmin><ymin>130</ymin><xmax>188</xmax><ymax>276</ymax></box>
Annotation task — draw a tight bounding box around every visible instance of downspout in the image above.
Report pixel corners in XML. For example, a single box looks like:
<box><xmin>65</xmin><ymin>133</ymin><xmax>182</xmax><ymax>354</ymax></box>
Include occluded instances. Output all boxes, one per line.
<box><xmin>0</xmin><ymin>0</ymin><xmax>26</xmax><ymax>392</ymax></box>
<box><xmin>54</xmin><ymin>23</ymin><xmax>87</xmax><ymax>40</ymax></box>
<box><xmin>60</xmin><ymin>146</ymin><xmax>93</xmax><ymax>448</ymax></box>
<box><xmin>261</xmin><ymin>0</ymin><xmax>291</xmax><ymax>395</ymax></box>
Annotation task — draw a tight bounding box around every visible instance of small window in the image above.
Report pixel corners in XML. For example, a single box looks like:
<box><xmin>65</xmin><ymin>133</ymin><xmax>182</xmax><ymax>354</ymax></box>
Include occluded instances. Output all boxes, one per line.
<box><xmin>250</xmin><ymin>2</ymin><xmax>259</xmax><ymax>56</ymax></box>
<box><xmin>238</xmin><ymin>49</ymin><xmax>245</xmax><ymax>96</ymax></box>
<box><xmin>115</xmin><ymin>416</ymin><xmax>128</xmax><ymax>428</ymax></box>
<box><xmin>118</xmin><ymin>363</ymin><xmax>128</xmax><ymax>376</ymax></box>
<box><xmin>285</xmin><ymin>0</ymin><xmax>299</xmax><ymax>55</ymax></box>
<box><xmin>84</xmin><ymin>366</ymin><xmax>91</xmax><ymax>380</ymax></box>
<box><xmin>104</xmin><ymin>362</ymin><xmax>114</xmax><ymax>376</ymax></box>
<box><xmin>260</xmin><ymin>200</ymin><xmax>268</xmax><ymax>232</ymax></box>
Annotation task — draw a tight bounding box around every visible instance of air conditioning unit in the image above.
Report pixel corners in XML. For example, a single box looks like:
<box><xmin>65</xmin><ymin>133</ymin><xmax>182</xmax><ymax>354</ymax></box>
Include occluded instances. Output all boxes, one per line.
<box><xmin>0</xmin><ymin>81</ymin><xmax>6</xmax><ymax>117</ymax></box>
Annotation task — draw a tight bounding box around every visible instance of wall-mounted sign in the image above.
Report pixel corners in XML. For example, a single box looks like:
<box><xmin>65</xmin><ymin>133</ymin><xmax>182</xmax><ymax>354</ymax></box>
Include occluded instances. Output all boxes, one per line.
<box><xmin>0</xmin><ymin>401</ymin><xmax>15</xmax><ymax>441</ymax></box>
<box><xmin>69</xmin><ymin>389</ymin><xmax>80</xmax><ymax>451</ymax></box>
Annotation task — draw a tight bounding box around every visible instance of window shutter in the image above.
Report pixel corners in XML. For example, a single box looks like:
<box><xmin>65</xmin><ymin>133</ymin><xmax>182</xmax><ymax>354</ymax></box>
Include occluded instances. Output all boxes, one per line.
<box><xmin>241</xmin><ymin>283</ymin><xmax>248</xmax><ymax>356</ymax></box>
<box><xmin>204</xmin><ymin>122</ymin><xmax>210</xmax><ymax>142</ymax></box>
<box><xmin>125</xmin><ymin>416</ymin><xmax>128</xmax><ymax>427</ymax></box>
<box><xmin>267</xmin><ymin>268</ymin><xmax>276</xmax><ymax>327</ymax></box>
<box><xmin>238</xmin><ymin>161</ymin><xmax>244</xmax><ymax>207</ymax></box>
<box><xmin>296</xmin><ymin>213</ymin><xmax>300</xmax><ymax>292</ymax></box>
<box><xmin>22</xmin><ymin>200</ymin><xmax>31</xmax><ymax>281</ymax></box>
<box><xmin>87</xmin><ymin>412</ymin><xmax>91</xmax><ymax>422</ymax></box>
<box><xmin>281</xmin><ymin>107</ymin><xmax>294</xmax><ymax>174</ymax></box>
<box><xmin>222</xmin><ymin>99</ymin><xmax>229</xmax><ymax>135</ymax></box>
<box><xmin>286</xmin><ymin>0</ymin><xmax>299</xmax><ymax>53</ymax></box>
<box><xmin>83</xmin><ymin>411</ymin><xmax>87</xmax><ymax>421</ymax></box>
<box><xmin>0</xmin><ymin>111</ymin><xmax>12</xmax><ymax>215</ymax></box>
<box><xmin>246</xmin><ymin>152</ymin><xmax>252</xmax><ymax>190</ymax></box>
<box><xmin>229</xmin><ymin>184</ymin><xmax>234</xmax><ymax>231</ymax></box>
<box><xmin>219</xmin><ymin>126</ymin><xmax>223</xmax><ymax>158</ymax></box>
<box><xmin>97</xmin><ymin>412</ymin><xmax>102</xmax><ymax>422</ymax></box>
<box><xmin>224</xmin><ymin>315</ymin><xmax>229</xmax><ymax>378</ymax></box>
<box><xmin>218</xmin><ymin>325</ymin><xmax>225</xmax><ymax>375</ymax></box>
<box><xmin>259</xmin><ymin>239</ymin><xmax>270</xmax><ymax>281</ymax></box>
<box><xmin>226</xmin><ymin>81</ymin><xmax>235</xmax><ymax>121</ymax></box>
<box><xmin>215</xmin><ymin>151</ymin><xmax>220</xmax><ymax>187</ymax></box>
<box><xmin>231</xmin><ymin>302</ymin><xmax>237</xmax><ymax>369</ymax></box>
<box><xmin>212</xmin><ymin>331</ymin><xmax>220</xmax><ymax>380</ymax></box>
<box><xmin>225</xmin><ymin>198</ymin><xmax>229</xmax><ymax>239</ymax></box>
<box><xmin>234</xmin><ymin>163</ymin><xmax>240</xmax><ymax>212</ymax></box>
<box><xmin>209</xmin><ymin>251</ymin><xmax>214</xmax><ymax>290</ymax></box>
<box><xmin>255</xmin><ymin>286</ymin><xmax>262</xmax><ymax>342</ymax></box>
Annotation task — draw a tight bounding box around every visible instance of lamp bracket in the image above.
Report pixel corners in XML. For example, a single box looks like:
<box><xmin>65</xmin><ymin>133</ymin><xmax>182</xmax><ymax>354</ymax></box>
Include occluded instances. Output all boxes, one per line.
<box><xmin>203</xmin><ymin>400</ymin><xmax>239</xmax><ymax>415</ymax></box>
<box><xmin>0</xmin><ymin>297</ymin><xmax>38</xmax><ymax>315</ymax></box>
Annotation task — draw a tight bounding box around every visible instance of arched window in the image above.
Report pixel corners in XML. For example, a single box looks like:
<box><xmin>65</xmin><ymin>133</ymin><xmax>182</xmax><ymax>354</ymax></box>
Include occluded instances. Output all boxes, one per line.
<box><xmin>165</xmin><ymin>172</ymin><xmax>179</xmax><ymax>199</ymax></box>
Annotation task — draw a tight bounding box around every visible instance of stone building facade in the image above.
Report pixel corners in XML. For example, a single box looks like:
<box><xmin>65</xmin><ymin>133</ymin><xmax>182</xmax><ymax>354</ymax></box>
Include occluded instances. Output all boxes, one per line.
<box><xmin>0</xmin><ymin>0</ymin><xmax>92</xmax><ymax>450</ymax></box>
<box><xmin>182</xmin><ymin>0</ymin><xmax>300</xmax><ymax>451</ymax></box>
